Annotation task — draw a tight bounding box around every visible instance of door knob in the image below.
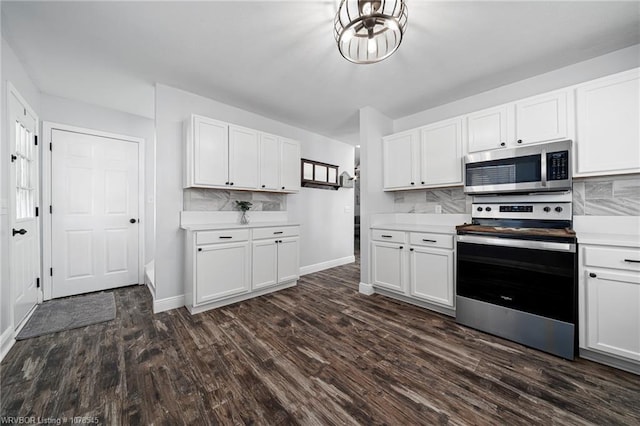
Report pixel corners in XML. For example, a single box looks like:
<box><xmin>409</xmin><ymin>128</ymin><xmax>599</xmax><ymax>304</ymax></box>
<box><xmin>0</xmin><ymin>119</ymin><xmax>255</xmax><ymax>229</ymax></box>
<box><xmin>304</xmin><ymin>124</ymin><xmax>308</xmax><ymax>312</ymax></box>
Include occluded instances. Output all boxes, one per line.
<box><xmin>129</xmin><ymin>218</ymin><xmax>137</xmax><ymax>224</ymax></box>
<box><xmin>12</xmin><ymin>228</ymin><xmax>27</xmax><ymax>236</ymax></box>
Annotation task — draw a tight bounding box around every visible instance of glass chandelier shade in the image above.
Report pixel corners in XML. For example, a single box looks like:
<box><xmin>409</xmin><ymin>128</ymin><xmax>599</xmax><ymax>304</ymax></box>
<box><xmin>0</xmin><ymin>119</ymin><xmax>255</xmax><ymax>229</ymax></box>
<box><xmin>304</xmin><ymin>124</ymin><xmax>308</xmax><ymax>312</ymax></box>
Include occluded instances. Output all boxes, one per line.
<box><xmin>334</xmin><ymin>0</ymin><xmax>408</xmax><ymax>64</ymax></box>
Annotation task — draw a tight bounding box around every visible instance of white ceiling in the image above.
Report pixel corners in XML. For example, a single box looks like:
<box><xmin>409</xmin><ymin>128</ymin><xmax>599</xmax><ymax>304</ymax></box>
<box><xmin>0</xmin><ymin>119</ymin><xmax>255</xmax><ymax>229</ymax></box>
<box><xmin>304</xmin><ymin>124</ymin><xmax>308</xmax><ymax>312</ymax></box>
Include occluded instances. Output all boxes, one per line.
<box><xmin>2</xmin><ymin>1</ymin><xmax>639</xmax><ymax>144</ymax></box>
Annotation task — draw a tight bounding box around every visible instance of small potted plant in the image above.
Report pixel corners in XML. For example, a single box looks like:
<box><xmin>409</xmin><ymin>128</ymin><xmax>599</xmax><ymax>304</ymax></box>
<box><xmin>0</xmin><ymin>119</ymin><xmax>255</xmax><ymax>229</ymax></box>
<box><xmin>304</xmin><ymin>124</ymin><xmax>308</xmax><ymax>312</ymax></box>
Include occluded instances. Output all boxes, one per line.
<box><xmin>235</xmin><ymin>200</ymin><xmax>252</xmax><ymax>225</ymax></box>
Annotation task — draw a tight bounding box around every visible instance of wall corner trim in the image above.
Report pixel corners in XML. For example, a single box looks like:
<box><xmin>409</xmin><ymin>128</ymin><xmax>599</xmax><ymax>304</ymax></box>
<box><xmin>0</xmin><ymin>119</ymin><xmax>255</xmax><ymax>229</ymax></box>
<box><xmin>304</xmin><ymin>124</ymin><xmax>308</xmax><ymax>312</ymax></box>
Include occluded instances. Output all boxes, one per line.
<box><xmin>0</xmin><ymin>328</ymin><xmax>16</xmax><ymax>363</ymax></box>
<box><xmin>153</xmin><ymin>295</ymin><xmax>185</xmax><ymax>313</ymax></box>
<box><xmin>359</xmin><ymin>282</ymin><xmax>375</xmax><ymax>295</ymax></box>
<box><xmin>299</xmin><ymin>255</ymin><xmax>355</xmax><ymax>276</ymax></box>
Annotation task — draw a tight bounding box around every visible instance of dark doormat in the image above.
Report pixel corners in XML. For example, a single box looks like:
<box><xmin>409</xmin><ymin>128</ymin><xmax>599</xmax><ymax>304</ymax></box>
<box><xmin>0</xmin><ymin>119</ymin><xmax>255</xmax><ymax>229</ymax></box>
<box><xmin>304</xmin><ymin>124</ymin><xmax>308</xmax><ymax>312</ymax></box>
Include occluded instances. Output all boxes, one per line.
<box><xmin>16</xmin><ymin>292</ymin><xmax>116</xmax><ymax>340</ymax></box>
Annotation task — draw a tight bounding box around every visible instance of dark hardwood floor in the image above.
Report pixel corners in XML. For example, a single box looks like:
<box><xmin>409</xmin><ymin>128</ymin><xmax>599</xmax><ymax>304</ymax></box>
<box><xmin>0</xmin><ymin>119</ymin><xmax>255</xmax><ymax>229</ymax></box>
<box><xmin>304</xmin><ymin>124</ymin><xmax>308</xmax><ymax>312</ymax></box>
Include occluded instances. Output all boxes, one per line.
<box><xmin>2</xmin><ymin>257</ymin><xmax>639</xmax><ymax>425</ymax></box>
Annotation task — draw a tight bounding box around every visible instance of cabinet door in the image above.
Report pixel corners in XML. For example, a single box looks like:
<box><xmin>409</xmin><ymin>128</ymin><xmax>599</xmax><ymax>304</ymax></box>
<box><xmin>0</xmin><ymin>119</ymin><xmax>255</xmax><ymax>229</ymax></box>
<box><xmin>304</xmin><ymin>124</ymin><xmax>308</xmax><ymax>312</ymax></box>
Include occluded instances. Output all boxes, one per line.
<box><xmin>280</xmin><ymin>138</ymin><xmax>301</xmax><ymax>192</ymax></box>
<box><xmin>515</xmin><ymin>90</ymin><xmax>570</xmax><ymax>145</ymax></box>
<box><xmin>585</xmin><ymin>269</ymin><xmax>640</xmax><ymax>361</ymax></box>
<box><xmin>259</xmin><ymin>133</ymin><xmax>280</xmax><ymax>190</ymax></box>
<box><xmin>196</xmin><ymin>242</ymin><xmax>250</xmax><ymax>304</ymax></box>
<box><xmin>278</xmin><ymin>237</ymin><xmax>300</xmax><ymax>283</ymax></box>
<box><xmin>228</xmin><ymin>125</ymin><xmax>259</xmax><ymax>189</ymax></box>
<box><xmin>409</xmin><ymin>247</ymin><xmax>454</xmax><ymax>307</ymax></box>
<box><xmin>576</xmin><ymin>69</ymin><xmax>640</xmax><ymax>176</ymax></box>
<box><xmin>383</xmin><ymin>131</ymin><xmax>419</xmax><ymax>190</ymax></box>
<box><xmin>371</xmin><ymin>241</ymin><xmax>404</xmax><ymax>292</ymax></box>
<box><xmin>467</xmin><ymin>105</ymin><xmax>510</xmax><ymax>153</ymax></box>
<box><xmin>252</xmin><ymin>239</ymin><xmax>278</xmax><ymax>290</ymax></box>
<box><xmin>420</xmin><ymin>118</ymin><xmax>463</xmax><ymax>187</ymax></box>
<box><xmin>193</xmin><ymin>117</ymin><xmax>228</xmax><ymax>186</ymax></box>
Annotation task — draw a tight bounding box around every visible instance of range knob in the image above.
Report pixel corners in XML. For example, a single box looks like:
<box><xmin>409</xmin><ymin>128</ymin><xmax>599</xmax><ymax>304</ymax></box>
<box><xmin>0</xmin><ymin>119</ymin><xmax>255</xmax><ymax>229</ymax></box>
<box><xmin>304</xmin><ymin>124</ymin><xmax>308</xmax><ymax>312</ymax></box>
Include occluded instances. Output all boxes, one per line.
<box><xmin>477</xmin><ymin>207</ymin><xmax>483</xmax><ymax>212</ymax></box>
<box><xmin>555</xmin><ymin>206</ymin><xmax>563</xmax><ymax>213</ymax></box>
<box><xmin>485</xmin><ymin>207</ymin><xmax>492</xmax><ymax>212</ymax></box>
<box><xmin>543</xmin><ymin>206</ymin><xmax>551</xmax><ymax>212</ymax></box>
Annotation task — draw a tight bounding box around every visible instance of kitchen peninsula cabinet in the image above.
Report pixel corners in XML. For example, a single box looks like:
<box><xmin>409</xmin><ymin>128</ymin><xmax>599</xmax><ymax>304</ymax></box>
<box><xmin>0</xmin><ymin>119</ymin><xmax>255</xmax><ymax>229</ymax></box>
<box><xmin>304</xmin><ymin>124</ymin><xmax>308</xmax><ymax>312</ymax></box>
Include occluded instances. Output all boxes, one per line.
<box><xmin>370</xmin><ymin>225</ymin><xmax>456</xmax><ymax>316</ymax></box>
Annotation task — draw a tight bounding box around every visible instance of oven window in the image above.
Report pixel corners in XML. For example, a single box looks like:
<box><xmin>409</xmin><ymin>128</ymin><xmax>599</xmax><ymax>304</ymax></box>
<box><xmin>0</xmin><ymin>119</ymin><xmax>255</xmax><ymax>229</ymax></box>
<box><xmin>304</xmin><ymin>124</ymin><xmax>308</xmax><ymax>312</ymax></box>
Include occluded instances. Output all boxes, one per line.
<box><xmin>466</xmin><ymin>154</ymin><xmax>541</xmax><ymax>186</ymax></box>
<box><xmin>457</xmin><ymin>241</ymin><xmax>576</xmax><ymax>323</ymax></box>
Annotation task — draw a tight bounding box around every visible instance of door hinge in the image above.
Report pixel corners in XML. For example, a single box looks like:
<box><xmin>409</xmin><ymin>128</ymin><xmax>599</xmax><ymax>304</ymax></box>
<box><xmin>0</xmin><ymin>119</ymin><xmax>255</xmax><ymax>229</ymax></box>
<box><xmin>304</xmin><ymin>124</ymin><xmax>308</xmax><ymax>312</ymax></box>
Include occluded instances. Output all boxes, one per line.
<box><xmin>49</xmin><ymin>205</ymin><xmax>53</xmax><ymax>214</ymax></box>
<box><xmin>50</xmin><ymin>268</ymin><xmax>53</xmax><ymax>276</ymax></box>
<box><xmin>23</xmin><ymin>107</ymin><xmax>26</xmax><ymax>116</ymax></box>
<box><xmin>49</xmin><ymin>142</ymin><xmax>52</xmax><ymax>151</ymax></box>
<box><xmin>34</xmin><ymin>135</ymin><xmax>38</xmax><ymax>146</ymax></box>
<box><xmin>35</xmin><ymin>206</ymin><xmax>39</xmax><ymax>217</ymax></box>
<box><xmin>36</xmin><ymin>278</ymin><xmax>40</xmax><ymax>288</ymax></box>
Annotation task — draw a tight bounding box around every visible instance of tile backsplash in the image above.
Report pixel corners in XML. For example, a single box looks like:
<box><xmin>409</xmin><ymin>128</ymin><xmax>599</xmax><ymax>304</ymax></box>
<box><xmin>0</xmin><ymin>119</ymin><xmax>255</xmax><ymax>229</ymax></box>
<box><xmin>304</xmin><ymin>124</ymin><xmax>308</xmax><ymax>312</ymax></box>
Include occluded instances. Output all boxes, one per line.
<box><xmin>393</xmin><ymin>174</ymin><xmax>640</xmax><ymax>216</ymax></box>
<box><xmin>394</xmin><ymin>187</ymin><xmax>469</xmax><ymax>214</ymax></box>
<box><xmin>573</xmin><ymin>174</ymin><xmax>640</xmax><ymax>216</ymax></box>
<box><xmin>184</xmin><ymin>189</ymin><xmax>286</xmax><ymax>211</ymax></box>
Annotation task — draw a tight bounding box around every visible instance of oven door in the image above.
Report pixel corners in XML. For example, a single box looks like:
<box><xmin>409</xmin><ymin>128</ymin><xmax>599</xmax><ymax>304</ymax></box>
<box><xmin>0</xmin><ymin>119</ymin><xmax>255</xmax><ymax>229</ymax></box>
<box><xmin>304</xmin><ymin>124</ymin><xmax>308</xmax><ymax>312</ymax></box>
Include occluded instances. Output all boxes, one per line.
<box><xmin>455</xmin><ymin>234</ymin><xmax>578</xmax><ymax>359</ymax></box>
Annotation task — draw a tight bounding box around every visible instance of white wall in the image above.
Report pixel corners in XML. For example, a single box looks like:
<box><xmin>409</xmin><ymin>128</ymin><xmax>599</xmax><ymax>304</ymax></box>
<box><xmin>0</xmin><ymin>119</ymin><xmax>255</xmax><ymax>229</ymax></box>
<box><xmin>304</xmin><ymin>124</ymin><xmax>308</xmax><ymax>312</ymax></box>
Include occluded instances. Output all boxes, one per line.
<box><xmin>358</xmin><ymin>107</ymin><xmax>394</xmax><ymax>287</ymax></box>
<box><xmin>39</xmin><ymin>93</ymin><xmax>156</xmax><ymax>264</ymax></box>
<box><xmin>155</xmin><ymin>84</ymin><xmax>354</xmax><ymax>301</ymax></box>
<box><xmin>1</xmin><ymin>36</ymin><xmax>41</xmax><ymax>338</ymax></box>
<box><xmin>395</xmin><ymin>44</ymin><xmax>640</xmax><ymax>132</ymax></box>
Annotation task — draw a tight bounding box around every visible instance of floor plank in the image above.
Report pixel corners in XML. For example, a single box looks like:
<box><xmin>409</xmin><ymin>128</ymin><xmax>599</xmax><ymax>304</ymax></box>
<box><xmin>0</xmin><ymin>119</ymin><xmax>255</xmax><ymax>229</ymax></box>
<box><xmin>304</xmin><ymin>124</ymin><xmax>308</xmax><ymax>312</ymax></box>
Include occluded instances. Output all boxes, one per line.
<box><xmin>1</xmin><ymin>258</ymin><xmax>639</xmax><ymax>425</ymax></box>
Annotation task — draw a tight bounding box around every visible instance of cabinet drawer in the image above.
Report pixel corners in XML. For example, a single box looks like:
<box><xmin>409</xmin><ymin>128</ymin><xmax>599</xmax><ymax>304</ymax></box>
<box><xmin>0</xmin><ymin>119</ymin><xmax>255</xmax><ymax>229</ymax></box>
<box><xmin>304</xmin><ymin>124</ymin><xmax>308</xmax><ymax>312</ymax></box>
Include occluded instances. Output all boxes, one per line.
<box><xmin>252</xmin><ymin>226</ymin><xmax>299</xmax><ymax>240</ymax></box>
<box><xmin>583</xmin><ymin>246</ymin><xmax>640</xmax><ymax>272</ymax></box>
<box><xmin>372</xmin><ymin>229</ymin><xmax>406</xmax><ymax>244</ymax></box>
<box><xmin>410</xmin><ymin>232</ymin><xmax>453</xmax><ymax>249</ymax></box>
<box><xmin>196</xmin><ymin>229</ymin><xmax>250</xmax><ymax>245</ymax></box>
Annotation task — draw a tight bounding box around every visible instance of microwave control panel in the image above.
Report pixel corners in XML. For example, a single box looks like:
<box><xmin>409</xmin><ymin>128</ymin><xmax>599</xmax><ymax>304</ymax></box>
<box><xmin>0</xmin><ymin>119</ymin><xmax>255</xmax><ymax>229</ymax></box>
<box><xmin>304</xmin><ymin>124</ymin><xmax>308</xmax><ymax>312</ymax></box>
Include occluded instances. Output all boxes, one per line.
<box><xmin>547</xmin><ymin>151</ymin><xmax>569</xmax><ymax>181</ymax></box>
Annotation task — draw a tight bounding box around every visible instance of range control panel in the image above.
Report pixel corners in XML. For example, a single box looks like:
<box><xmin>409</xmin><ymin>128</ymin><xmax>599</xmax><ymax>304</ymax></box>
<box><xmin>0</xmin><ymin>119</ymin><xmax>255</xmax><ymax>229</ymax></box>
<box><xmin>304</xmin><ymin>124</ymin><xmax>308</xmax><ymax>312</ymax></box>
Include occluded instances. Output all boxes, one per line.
<box><xmin>473</xmin><ymin>202</ymin><xmax>572</xmax><ymax>221</ymax></box>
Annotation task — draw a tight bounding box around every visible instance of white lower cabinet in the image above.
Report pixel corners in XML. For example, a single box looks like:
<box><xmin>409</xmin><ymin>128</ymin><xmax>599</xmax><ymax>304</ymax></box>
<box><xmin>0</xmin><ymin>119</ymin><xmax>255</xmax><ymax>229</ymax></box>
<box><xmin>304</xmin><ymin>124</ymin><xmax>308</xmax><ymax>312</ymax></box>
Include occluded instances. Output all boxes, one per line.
<box><xmin>371</xmin><ymin>228</ymin><xmax>455</xmax><ymax>314</ymax></box>
<box><xmin>184</xmin><ymin>225</ymin><xmax>299</xmax><ymax>313</ymax></box>
<box><xmin>252</xmin><ymin>235</ymin><xmax>300</xmax><ymax>290</ymax></box>
<box><xmin>196</xmin><ymin>241</ymin><xmax>250</xmax><ymax>304</ymax></box>
<box><xmin>409</xmin><ymin>247</ymin><xmax>454</xmax><ymax>307</ymax></box>
<box><xmin>580</xmin><ymin>243</ymin><xmax>640</xmax><ymax>370</ymax></box>
<box><xmin>371</xmin><ymin>241</ymin><xmax>405</xmax><ymax>292</ymax></box>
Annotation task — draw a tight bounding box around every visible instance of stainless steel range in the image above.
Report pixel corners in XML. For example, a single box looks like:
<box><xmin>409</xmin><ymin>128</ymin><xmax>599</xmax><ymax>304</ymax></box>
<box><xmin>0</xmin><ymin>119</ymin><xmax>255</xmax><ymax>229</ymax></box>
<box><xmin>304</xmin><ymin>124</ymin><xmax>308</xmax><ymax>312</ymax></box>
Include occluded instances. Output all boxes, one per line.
<box><xmin>456</xmin><ymin>142</ymin><xmax>578</xmax><ymax>360</ymax></box>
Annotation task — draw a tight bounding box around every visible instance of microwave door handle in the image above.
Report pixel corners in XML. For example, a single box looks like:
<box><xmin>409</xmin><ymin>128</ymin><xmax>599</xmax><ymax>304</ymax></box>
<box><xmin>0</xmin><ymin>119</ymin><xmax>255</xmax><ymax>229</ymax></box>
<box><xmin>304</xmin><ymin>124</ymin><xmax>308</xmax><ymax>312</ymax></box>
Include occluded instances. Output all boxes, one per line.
<box><xmin>541</xmin><ymin>149</ymin><xmax>547</xmax><ymax>187</ymax></box>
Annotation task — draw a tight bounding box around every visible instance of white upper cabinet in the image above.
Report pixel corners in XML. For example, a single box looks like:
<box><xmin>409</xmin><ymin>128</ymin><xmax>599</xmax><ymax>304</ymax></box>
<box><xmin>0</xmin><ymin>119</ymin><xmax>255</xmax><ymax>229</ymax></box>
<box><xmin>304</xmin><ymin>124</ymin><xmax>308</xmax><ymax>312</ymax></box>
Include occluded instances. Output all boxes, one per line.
<box><xmin>420</xmin><ymin>117</ymin><xmax>463</xmax><ymax>186</ymax></box>
<box><xmin>187</xmin><ymin>115</ymin><xmax>228</xmax><ymax>187</ymax></box>
<box><xmin>280</xmin><ymin>138</ymin><xmax>301</xmax><ymax>192</ymax></box>
<box><xmin>575</xmin><ymin>68</ymin><xmax>640</xmax><ymax>176</ymax></box>
<box><xmin>228</xmin><ymin>125</ymin><xmax>259</xmax><ymax>189</ymax></box>
<box><xmin>184</xmin><ymin>114</ymin><xmax>301</xmax><ymax>192</ymax></box>
<box><xmin>258</xmin><ymin>133</ymin><xmax>280</xmax><ymax>190</ymax></box>
<box><xmin>514</xmin><ymin>90</ymin><xmax>572</xmax><ymax>145</ymax></box>
<box><xmin>466</xmin><ymin>105</ymin><xmax>510</xmax><ymax>153</ymax></box>
<box><xmin>467</xmin><ymin>89</ymin><xmax>573</xmax><ymax>153</ymax></box>
<box><xmin>383</xmin><ymin>130</ymin><xmax>419</xmax><ymax>190</ymax></box>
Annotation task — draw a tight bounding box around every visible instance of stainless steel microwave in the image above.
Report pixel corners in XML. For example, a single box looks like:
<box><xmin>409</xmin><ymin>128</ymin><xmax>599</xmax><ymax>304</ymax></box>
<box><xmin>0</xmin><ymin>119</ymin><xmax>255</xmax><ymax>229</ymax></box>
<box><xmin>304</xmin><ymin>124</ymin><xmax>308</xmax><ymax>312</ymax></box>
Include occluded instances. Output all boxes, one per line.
<box><xmin>464</xmin><ymin>140</ymin><xmax>572</xmax><ymax>194</ymax></box>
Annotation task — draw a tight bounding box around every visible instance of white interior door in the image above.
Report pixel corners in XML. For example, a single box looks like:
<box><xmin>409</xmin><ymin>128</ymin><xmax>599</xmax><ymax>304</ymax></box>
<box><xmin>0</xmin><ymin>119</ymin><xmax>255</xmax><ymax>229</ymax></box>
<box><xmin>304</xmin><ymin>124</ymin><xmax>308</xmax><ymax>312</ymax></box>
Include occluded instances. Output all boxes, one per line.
<box><xmin>8</xmin><ymin>88</ymin><xmax>40</xmax><ymax>328</ymax></box>
<box><xmin>51</xmin><ymin>130</ymin><xmax>139</xmax><ymax>298</ymax></box>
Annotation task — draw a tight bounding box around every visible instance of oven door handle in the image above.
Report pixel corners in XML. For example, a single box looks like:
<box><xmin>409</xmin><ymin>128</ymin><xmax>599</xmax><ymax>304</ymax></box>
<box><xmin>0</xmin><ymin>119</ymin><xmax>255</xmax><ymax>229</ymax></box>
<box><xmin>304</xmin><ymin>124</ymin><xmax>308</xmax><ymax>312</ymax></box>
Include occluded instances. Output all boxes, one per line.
<box><xmin>456</xmin><ymin>234</ymin><xmax>576</xmax><ymax>253</ymax></box>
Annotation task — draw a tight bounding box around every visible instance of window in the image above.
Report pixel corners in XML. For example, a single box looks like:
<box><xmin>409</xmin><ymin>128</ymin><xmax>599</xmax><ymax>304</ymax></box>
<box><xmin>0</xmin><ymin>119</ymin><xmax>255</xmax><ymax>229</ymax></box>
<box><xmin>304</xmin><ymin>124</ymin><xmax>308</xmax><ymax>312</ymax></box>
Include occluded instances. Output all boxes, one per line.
<box><xmin>15</xmin><ymin>121</ymin><xmax>35</xmax><ymax>219</ymax></box>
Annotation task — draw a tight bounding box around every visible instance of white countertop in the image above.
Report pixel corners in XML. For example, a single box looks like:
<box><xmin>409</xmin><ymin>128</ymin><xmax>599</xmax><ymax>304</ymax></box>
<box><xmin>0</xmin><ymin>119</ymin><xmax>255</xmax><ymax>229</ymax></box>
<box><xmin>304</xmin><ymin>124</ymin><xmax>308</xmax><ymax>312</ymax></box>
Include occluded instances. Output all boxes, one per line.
<box><xmin>574</xmin><ymin>216</ymin><xmax>640</xmax><ymax>248</ymax></box>
<box><xmin>371</xmin><ymin>223</ymin><xmax>459</xmax><ymax>235</ymax></box>
<box><xmin>577</xmin><ymin>233</ymin><xmax>640</xmax><ymax>248</ymax></box>
<box><xmin>181</xmin><ymin>221</ymin><xmax>300</xmax><ymax>231</ymax></box>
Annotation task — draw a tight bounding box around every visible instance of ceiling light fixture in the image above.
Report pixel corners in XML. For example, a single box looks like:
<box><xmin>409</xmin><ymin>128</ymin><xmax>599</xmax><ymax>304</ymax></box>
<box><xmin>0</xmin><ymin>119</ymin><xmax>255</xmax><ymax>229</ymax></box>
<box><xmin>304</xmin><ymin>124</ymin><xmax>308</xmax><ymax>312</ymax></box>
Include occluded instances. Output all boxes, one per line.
<box><xmin>334</xmin><ymin>0</ymin><xmax>408</xmax><ymax>64</ymax></box>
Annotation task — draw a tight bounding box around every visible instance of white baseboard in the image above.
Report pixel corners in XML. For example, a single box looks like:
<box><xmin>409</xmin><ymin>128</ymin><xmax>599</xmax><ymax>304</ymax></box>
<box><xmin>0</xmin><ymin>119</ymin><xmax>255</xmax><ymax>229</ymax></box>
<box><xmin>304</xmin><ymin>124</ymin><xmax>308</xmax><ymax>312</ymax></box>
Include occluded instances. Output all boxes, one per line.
<box><xmin>145</xmin><ymin>261</ymin><xmax>156</xmax><ymax>300</ymax></box>
<box><xmin>300</xmin><ymin>255</ymin><xmax>355</xmax><ymax>276</ymax></box>
<box><xmin>359</xmin><ymin>282</ymin><xmax>375</xmax><ymax>295</ymax></box>
<box><xmin>0</xmin><ymin>327</ymin><xmax>16</xmax><ymax>363</ymax></box>
<box><xmin>153</xmin><ymin>294</ymin><xmax>185</xmax><ymax>313</ymax></box>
